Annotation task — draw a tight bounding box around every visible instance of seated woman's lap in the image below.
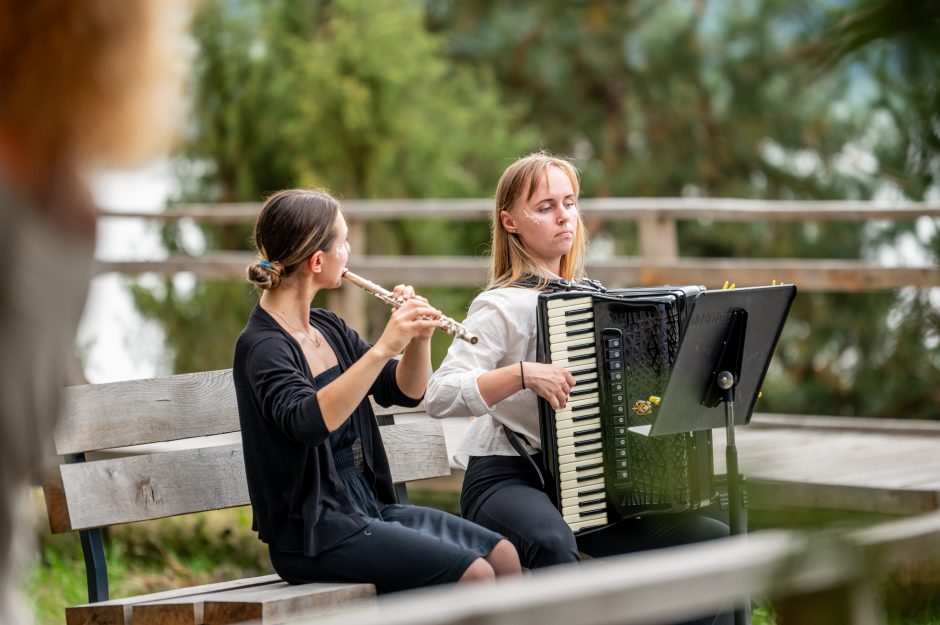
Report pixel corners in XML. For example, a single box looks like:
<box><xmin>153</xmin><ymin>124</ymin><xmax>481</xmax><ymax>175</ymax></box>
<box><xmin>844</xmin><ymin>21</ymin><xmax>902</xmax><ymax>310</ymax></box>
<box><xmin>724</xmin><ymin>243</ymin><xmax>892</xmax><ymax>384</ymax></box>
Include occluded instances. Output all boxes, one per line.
<box><xmin>269</xmin><ymin>504</ymin><xmax>501</xmax><ymax>594</ymax></box>
<box><xmin>576</xmin><ymin>511</ymin><xmax>729</xmax><ymax>558</ymax></box>
<box><xmin>465</xmin><ymin>482</ymin><xmax>580</xmax><ymax>569</ymax></box>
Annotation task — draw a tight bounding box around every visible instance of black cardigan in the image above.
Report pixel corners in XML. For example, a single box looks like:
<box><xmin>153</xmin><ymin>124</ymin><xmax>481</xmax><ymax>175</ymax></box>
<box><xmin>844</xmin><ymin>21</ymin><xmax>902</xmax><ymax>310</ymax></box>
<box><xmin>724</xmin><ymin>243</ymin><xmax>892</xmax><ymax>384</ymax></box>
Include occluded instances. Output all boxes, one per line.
<box><xmin>232</xmin><ymin>305</ymin><xmax>421</xmax><ymax>556</ymax></box>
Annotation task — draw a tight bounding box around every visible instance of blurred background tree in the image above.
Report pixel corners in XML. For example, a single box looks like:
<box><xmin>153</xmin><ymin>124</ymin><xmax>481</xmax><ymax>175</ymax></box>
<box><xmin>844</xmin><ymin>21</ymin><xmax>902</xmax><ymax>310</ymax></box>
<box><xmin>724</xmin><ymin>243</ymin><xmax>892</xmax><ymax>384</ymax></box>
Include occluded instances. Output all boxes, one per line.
<box><xmin>130</xmin><ymin>0</ymin><xmax>939</xmax><ymax>418</ymax></box>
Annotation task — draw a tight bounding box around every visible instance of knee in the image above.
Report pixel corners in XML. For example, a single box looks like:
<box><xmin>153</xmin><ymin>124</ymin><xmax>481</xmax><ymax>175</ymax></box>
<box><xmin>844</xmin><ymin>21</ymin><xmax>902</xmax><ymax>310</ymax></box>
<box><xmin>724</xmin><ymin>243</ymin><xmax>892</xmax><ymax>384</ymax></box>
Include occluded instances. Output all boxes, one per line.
<box><xmin>525</xmin><ymin>525</ymin><xmax>579</xmax><ymax>568</ymax></box>
<box><xmin>486</xmin><ymin>539</ymin><xmax>522</xmax><ymax>576</ymax></box>
<box><xmin>459</xmin><ymin>558</ymin><xmax>495</xmax><ymax>584</ymax></box>
<box><xmin>690</xmin><ymin>515</ymin><xmax>731</xmax><ymax>543</ymax></box>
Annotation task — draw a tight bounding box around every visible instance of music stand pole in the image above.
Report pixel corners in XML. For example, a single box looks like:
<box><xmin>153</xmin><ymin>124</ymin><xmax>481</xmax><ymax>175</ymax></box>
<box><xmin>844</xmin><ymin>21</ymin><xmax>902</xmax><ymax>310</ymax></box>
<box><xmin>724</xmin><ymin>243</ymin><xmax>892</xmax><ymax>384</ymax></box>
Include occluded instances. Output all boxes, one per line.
<box><xmin>717</xmin><ymin>371</ymin><xmax>745</xmax><ymax>537</ymax></box>
<box><xmin>708</xmin><ymin>312</ymin><xmax>750</xmax><ymax>625</ymax></box>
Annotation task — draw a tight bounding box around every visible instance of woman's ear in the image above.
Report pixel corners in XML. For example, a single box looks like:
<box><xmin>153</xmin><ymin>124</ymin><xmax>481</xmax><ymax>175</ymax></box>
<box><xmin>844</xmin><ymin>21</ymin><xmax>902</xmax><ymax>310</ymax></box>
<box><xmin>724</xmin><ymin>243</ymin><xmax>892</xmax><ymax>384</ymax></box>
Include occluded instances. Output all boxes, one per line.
<box><xmin>309</xmin><ymin>251</ymin><xmax>324</xmax><ymax>274</ymax></box>
<box><xmin>499</xmin><ymin>210</ymin><xmax>517</xmax><ymax>234</ymax></box>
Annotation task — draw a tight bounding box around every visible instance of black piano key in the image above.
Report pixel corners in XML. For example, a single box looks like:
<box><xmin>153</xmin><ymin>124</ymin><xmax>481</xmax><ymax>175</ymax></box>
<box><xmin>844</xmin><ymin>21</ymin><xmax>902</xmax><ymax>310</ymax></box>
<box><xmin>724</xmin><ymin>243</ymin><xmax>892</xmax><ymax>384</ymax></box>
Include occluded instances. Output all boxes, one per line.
<box><xmin>574</xmin><ymin>462</ymin><xmax>604</xmax><ymax>472</ymax></box>
<box><xmin>570</xmin><ymin>341</ymin><xmax>594</xmax><ymax>351</ymax></box>
<box><xmin>579</xmin><ymin>497</ymin><xmax>606</xmax><ymax>508</ymax></box>
<box><xmin>569</xmin><ymin>387</ymin><xmax>595</xmax><ymax>397</ymax></box>
<box><xmin>563</xmin><ymin>307</ymin><xmax>593</xmax><ymax>317</ymax></box>
<box><xmin>578</xmin><ymin>487</ymin><xmax>605</xmax><ymax>497</ymax></box>
<box><xmin>574</xmin><ymin>447</ymin><xmax>602</xmax><ymax>457</ymax></box>
<box><xmin>573</xmin><ymin>437</ymin><xmax>602</xmax><ymax>447</ymax></box>
<box><xmin>573</xmin><ymin>428</ymin><xmax>602</xmax><ymax>438</ymax></box>
<box><xmin>569</xmin><ymin>353</ymin><xmax>595</xmax><ymax>362</ymax></box>
<box><xmin>566</xmin><ymin>327</ymin><xmax>594</xmax><ymax>337</ymax></box>
<box><xmin>571</xmin><ymin>414</ymin><xmax>599</xmax><ymax>422</ymax></box>
<box><xmin>571</xmin><ymin>366</ymin><xmax>598</xmax><ymax>376</ymax></box>
<box><xmin>573</xmin><ymin>402</ymin><xmax>600</xmax><ymax>413</ymax></box>
<box><xmin>576</xmin><ymin>472</ymin><xmax>604</xmax><ymax>483</ymax></box>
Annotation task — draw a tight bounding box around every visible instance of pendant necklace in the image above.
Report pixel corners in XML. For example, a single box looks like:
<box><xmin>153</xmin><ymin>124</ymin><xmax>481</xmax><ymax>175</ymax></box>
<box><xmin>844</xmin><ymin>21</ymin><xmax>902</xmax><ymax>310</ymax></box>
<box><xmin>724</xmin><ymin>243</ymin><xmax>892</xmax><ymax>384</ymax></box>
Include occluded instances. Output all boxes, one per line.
<box><xmin>270</xmin><ymin>309</ymin><xmax>322</xmax><ymax>348</ymax></box>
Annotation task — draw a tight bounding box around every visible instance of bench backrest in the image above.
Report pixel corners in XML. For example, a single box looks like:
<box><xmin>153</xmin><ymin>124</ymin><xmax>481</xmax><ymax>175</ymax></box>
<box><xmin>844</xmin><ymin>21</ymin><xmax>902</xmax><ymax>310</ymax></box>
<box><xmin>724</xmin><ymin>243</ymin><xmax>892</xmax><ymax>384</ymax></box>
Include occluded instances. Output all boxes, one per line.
<box><xmin>42</xmin><ymin>368</ymin><xmax>449</xmax><ymax>533</ymax></box>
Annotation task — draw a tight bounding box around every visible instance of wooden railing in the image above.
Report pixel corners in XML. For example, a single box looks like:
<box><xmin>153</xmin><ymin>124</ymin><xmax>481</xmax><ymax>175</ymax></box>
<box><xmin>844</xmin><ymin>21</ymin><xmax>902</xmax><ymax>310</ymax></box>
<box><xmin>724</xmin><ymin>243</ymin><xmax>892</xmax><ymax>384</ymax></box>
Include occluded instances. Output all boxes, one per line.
<box><xmin>295</xmin><ymin>511</ymin><xmax>940</xmax><ymax>625</ymax></box>
<box><xmin>98</xmin><ymin>197</ymin><xmax>940</xmax><ymax>331</ymax></box>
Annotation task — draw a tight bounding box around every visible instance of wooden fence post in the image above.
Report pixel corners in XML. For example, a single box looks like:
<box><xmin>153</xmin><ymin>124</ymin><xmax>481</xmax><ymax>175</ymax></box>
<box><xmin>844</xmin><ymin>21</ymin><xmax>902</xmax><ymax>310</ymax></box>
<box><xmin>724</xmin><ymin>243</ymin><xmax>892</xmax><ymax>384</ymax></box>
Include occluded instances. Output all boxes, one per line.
<box><xmin>637</xmin><ymin>212</ymin><xmax>678</xmax><ymax>261</ymax></box>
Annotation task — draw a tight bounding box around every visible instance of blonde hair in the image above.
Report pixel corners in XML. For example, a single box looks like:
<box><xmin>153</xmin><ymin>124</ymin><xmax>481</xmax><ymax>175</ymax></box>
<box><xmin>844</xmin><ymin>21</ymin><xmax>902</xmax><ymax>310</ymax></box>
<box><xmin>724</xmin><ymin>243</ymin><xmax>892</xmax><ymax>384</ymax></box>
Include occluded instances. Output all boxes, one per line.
<box><xmin>488</xmin><ymin>151</ymin><xmax>587</xmax><ymax>289</ymax></box>
<box><xmin>0</xmin><ymin>0</ymin><xmax>186</xmax><ymax>167</ymax></box>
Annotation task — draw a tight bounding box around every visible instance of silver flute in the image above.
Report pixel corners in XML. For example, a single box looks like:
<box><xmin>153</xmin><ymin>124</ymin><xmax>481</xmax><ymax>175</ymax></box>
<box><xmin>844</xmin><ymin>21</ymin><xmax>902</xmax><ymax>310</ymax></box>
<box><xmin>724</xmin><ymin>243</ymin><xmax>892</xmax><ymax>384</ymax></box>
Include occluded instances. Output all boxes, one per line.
<box><xmin>341</xmin><ymin>268</ymin><xmax>479</xmax><ymax>344</ymax></box>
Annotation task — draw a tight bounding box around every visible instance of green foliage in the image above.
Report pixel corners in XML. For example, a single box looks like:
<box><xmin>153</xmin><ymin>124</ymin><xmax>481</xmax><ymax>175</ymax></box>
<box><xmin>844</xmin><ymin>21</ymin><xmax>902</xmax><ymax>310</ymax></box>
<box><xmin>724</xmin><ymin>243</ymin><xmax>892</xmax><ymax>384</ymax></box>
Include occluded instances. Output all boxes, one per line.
<box><xmin>136</xmin><ymin>0</ymin><xmax>531</xmax><ymax>372</ymax></box>
<box><xmin>122</xmin><ymin>0</ymin><xmax>940</xmax><ymax>418</ymax></box>
<box><xmin>28</xmin><ymin>504</ymin><xmax>269</xmax><ymax>625</ymax></box>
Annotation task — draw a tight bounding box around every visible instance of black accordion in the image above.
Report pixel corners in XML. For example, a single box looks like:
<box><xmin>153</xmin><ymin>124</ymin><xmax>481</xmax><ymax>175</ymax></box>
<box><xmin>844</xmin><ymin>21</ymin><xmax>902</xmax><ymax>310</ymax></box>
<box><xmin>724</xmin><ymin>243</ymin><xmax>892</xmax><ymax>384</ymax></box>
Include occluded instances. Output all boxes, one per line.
<box><xmin>536</xmin><ymin>285</ymin><xmax>716</xmax><ymax>533</ymax></box>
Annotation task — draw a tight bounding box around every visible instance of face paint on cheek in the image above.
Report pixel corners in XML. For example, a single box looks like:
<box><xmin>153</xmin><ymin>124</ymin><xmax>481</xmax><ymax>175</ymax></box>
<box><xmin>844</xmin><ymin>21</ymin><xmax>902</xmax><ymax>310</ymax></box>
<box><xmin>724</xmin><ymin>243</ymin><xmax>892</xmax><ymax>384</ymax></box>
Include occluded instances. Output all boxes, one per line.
<box><xmin>521</xmin><ymin>208</ymin><xmax>544</xmax><ymax>225</ymax></box>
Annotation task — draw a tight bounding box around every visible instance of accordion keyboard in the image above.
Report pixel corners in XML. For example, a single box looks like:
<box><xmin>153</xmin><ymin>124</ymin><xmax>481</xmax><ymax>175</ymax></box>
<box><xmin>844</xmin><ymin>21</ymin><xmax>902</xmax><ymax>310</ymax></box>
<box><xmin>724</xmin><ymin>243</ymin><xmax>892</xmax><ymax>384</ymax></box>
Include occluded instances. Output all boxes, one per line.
<box><xmin>545</xmin><ymin>295</ymin><xmax>609</xmax><ymax>532</ymax></box>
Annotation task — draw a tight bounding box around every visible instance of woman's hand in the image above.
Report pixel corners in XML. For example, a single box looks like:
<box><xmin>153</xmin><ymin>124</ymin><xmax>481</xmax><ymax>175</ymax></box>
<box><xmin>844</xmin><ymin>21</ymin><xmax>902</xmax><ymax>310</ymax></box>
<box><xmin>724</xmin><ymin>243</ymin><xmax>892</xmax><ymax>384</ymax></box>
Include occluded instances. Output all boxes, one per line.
<box><xmin>521</xmin><ymin>362</ymin><xmax>576</xmax><ymax>410</ymax></box>
<box><xmin>374</xmin><ymin>295</ymin><xmax>441</xmax><ymax>358</ymax></box>
<box><xmin>391</xmin><ymin>284</ymin><xmax>437</xmax><ymax>342</ymax></box>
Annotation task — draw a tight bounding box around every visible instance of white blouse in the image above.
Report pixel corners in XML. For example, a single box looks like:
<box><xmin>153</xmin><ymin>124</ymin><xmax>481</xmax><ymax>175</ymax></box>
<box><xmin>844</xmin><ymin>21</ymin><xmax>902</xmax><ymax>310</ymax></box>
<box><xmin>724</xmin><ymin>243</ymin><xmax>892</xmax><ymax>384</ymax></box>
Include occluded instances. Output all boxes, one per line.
<box><xmin>426</xmin><ymin>286</ymin><xmax>543</xmax><ymax>467</ymax></box>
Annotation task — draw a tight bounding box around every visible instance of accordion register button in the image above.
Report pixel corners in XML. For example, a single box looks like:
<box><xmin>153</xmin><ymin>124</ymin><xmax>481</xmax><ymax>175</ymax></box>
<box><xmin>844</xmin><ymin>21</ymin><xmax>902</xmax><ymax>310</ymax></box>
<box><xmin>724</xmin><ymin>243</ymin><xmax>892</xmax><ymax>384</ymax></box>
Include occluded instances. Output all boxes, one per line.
<box><xmin>614</xmin><ymin>416</ymin><xmax>625</xmax><ymax>425</ymax></box>
<box><xmin>606</xmin><ymin>338</ymin><xmax>621</xmax><ymax>348</ymax></box>
<box><xmin>616</xmin><ymin>460</ymin><xmax>628</xmax><ymax>469</ymax></box>
<box><xmin>609</xmin><ymin>371</ymin><xmax>623</xmax><ymax>381</ymax></box>
<box><xmin>616</xmin><ymin>449</ymin><xmax>627</xmax><ymax>458</ymax></box>
<box><xmin>606</xmin><ymin>349</ymin><xmax>622</xmax><ymax>359</ymax></box>
<box><xmin>614</xmin><ymin>427</ymin><xmax>626</xmax><ymax>436</ymax></box>
<box><xmin>616</xmin><ymin>471</ymin><xmax>629</xmax><ymax>480</ymax></box>
<box><xmin>608</xmin><ymin>361</ymin><xmax>622</xmax><ymax>370</ymax></box>
<box><xmin>614</xmin><ymin>437</ymin><xmax>626</xmax><ymax>447</ymax></box>
<box><xmin>612</xmin><ymin>394</ymin><xmax>623</xmax><ymax>403</ymax></box>
<box><xmin>611</xmin><ymin>382</ymin><xmax>623</xmax><ymax>392</ymax></box>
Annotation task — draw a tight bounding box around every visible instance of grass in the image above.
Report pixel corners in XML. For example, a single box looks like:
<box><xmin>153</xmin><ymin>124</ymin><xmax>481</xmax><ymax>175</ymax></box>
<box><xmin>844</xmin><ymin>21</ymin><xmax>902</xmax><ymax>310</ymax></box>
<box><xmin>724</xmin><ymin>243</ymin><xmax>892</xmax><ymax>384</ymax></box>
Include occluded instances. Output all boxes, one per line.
<box><xmin>23</xmin><ymin>488</ymin><xmax>940</xmax><ymax>625</ymax></box>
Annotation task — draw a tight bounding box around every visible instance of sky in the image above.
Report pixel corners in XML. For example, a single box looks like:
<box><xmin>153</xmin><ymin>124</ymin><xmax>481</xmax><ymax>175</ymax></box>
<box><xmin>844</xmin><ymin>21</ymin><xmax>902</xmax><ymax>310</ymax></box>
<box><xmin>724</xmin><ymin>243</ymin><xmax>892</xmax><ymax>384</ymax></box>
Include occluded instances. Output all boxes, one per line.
<box><xmin>81</xmin><ymin>161</ymin><xmax>175</xmax><ymax>383</ymax></box>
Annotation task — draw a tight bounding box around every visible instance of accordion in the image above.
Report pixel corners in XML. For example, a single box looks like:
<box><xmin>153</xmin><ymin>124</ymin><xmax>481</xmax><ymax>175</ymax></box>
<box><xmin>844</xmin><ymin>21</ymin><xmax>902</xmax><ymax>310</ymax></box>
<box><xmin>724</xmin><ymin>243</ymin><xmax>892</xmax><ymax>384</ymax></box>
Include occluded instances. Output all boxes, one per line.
<box><xmin>536</xmin><ymin>286</ymin><xmax>716</xmax><ymax>533</ymax></box>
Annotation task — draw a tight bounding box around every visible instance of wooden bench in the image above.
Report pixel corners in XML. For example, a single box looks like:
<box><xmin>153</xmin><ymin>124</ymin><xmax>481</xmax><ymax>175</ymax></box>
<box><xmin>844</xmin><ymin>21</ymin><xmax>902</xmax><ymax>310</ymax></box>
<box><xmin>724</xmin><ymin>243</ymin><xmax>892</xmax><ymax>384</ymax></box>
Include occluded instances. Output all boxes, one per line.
<box><xmin>41</xmin><ymin>368</ymin><xmax>450</xmax><ymax>625</ymax></box>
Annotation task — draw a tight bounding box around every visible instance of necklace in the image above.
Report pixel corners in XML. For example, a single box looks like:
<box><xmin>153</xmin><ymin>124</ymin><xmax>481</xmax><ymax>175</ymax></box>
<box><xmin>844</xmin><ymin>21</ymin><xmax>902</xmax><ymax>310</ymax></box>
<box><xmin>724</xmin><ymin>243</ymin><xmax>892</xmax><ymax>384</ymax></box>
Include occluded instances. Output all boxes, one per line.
<box><xmin>270</xmin><ymin>309</ymin><xmax>322</xmax><ymax>348</ymax></box>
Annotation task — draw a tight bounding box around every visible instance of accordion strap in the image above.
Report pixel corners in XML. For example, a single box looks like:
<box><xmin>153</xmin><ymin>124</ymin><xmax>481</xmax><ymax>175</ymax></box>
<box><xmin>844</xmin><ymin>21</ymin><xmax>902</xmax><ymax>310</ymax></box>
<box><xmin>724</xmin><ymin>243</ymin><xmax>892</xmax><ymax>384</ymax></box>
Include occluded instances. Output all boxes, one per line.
<box><xmin>502</xmin><ymin>426</ymin><xmax>546</xmax><ymax>490</ymax></box>
<box><xmin>491</xmin><ymin>276</ymin><xmax>607</xmax><ymax>293</ymax></box>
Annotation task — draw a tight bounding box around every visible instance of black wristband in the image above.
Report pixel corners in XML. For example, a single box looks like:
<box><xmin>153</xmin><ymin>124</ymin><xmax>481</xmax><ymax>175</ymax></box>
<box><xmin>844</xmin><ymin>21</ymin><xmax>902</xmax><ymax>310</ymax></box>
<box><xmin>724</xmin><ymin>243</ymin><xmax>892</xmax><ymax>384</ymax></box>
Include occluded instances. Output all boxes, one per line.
<box><xmin>520</xmin><ymin>361</ymin><xmax>526</xmax><ymax>390</ymax></box>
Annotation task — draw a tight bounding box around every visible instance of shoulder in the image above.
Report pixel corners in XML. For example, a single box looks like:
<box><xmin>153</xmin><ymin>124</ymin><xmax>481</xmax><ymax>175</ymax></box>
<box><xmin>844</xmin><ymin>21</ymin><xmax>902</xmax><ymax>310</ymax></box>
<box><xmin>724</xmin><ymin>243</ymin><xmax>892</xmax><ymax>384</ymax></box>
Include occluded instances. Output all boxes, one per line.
<box><xmin>468</xmin><ymin>286</ymin><xmax>541</xmax><ymax>315</ymax></box>
<box><xmin>235</xmin><ymin>308</ymin><xmax>291</xmax><ymax>365</ymax></box>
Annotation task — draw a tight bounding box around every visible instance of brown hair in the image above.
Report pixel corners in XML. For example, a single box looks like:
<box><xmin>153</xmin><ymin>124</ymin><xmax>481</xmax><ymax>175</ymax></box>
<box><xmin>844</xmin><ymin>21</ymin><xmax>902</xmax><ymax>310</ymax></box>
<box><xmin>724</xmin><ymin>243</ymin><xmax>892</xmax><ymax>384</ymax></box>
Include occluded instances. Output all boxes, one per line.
<box><xmin>0</xmin><ymin>0</ymin><xmax>185</xmax><ymax>168</ymax></box>
<box><xmin>489</xmin><ymin>151</ymin><xmax>587</xmax><ymax>288</ymax></box>
<box><xmin>247</xmin><ymin>189</ymin><xmax>342</xmax><ymax>291</ymax></box>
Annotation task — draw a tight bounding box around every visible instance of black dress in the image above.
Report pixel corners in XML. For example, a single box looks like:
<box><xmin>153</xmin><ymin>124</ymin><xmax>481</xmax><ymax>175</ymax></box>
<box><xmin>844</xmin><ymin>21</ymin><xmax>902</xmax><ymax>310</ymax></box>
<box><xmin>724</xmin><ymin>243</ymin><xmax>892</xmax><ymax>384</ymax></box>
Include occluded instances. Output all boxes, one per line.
<box><xmin>268</xmin><ymin>365</ymin><xmax>502</xmax><ymax>593</ymax></box>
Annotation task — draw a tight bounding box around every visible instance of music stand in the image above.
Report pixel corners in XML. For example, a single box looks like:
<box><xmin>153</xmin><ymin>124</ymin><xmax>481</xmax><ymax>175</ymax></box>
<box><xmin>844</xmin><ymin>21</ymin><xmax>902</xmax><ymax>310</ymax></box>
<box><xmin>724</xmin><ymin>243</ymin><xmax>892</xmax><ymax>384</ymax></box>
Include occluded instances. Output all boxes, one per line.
<box><xmin>650</xmin><ymin>284</ymin><xmax>796</xmax><ymax>625</ymax></box>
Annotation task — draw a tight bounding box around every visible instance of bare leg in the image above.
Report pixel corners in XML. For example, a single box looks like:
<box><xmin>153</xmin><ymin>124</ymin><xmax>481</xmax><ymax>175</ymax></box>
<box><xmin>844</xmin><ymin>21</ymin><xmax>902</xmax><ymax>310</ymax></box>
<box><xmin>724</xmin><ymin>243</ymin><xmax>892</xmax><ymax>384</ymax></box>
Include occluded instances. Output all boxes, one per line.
<box><xmin>458</xmin><ymin>557</ymin><xmax>496</xmax><ymax>583</ymax></box>
<box><xmin>484</xmin><ymin>538</ymin><xmax>522</xmax><ymax>576</ymax></box>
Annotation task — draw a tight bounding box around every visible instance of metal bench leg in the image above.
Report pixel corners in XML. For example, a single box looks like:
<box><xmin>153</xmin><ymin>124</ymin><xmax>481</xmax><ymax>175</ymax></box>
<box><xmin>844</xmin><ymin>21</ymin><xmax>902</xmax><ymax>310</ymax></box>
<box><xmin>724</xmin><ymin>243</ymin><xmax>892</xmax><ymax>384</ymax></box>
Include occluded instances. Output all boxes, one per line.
<box><xmin>68</xmin><ymin>453</ymin><xmax>109</xmax><ymax>602</ymax></box>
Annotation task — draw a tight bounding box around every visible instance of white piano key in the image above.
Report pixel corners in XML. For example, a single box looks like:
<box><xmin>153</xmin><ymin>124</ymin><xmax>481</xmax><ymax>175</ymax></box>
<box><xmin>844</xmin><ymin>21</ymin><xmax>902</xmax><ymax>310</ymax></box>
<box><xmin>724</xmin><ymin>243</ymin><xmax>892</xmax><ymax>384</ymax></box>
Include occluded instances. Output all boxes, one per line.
<box><xmin>546</xmin><ymin>297</ymin><xmax>593</xmax><ymax>311</ymax></box>
<box><xmin>548</xmin><ymin>322</ymin><xmax>594</xmax><ymax>338</ymax></box>
<box><xmin>547</xmin><ymin>311</ymin><xmax>593</xmax><ymax>328</ymax></box>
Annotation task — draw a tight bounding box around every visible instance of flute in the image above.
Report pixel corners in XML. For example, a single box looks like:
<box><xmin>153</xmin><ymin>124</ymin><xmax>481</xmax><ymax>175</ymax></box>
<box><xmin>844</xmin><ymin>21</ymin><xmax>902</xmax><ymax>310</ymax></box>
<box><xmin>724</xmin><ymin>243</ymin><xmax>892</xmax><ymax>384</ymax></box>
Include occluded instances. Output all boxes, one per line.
<box><xmin>341</xmin><ymin>268</ymin><xmax>479</xmax><ymax>344</ymax></box>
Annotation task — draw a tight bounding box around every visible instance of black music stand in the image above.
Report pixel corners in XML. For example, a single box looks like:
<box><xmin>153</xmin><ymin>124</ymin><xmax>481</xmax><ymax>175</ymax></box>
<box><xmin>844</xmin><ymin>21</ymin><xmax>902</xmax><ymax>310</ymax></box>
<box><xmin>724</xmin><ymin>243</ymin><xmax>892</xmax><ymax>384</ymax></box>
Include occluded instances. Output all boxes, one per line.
<box><xmin>649</xmin><ymin>284</ymin><xmax>796</xmax><ymax>625</ymax></box>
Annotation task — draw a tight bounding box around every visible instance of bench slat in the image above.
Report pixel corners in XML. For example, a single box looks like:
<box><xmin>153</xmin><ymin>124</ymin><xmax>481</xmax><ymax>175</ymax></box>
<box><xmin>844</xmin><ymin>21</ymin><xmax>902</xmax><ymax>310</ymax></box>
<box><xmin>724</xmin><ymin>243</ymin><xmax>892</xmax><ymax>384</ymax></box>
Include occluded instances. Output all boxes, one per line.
<box><xmin>204</xmin><ymin>581</ymin><xmax>376</xmax><ymax>624</ymax></box>
<box><xmin>56</xmin><ymin>368</ymin><xmax>425</xmax><ymax>455</ymax></box>
<box><xmin>65</xmin><ymin>574</ymin><xmax>281</xmax><ymax>625</ymax></box>
<box><xmin>133</xmin><ymin>580</ymin><xmax>375</xmax><ymax>625</ymax></box>
<box><xmin>44</xmin><ymin>420</ymin><xmax>449</xmax><ymax>532</ymax></box>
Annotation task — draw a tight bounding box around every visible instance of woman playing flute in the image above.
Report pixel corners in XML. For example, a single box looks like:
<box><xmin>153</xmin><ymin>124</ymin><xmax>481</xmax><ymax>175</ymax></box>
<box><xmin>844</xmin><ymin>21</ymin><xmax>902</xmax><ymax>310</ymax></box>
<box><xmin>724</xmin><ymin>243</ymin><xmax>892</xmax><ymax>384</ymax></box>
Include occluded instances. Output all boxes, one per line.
<box><xmin>233</xmin><ymin>188</ymin><xmax>519</xmax><ymax>593</ymax></box>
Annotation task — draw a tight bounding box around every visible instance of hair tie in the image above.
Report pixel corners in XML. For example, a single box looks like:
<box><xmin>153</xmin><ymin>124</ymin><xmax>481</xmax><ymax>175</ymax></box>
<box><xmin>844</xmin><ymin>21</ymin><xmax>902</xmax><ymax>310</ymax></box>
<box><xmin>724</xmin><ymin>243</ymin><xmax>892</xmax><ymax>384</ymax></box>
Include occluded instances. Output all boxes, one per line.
<box><xmin>259</xmin><ymin>259</ymin><xmax>273</xmax><ymax>269</ymax></box>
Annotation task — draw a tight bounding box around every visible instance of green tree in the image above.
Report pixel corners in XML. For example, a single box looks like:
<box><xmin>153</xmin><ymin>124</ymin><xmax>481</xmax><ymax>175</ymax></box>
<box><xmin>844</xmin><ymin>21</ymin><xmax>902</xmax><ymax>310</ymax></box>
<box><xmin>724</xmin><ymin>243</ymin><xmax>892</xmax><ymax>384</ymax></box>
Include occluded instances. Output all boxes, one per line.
<box><xmin>133</xmin><ymin>0</ymin><xmax>532</xmax><ymax>373</ymax></box>
<box><xmin>426</xmin><ymin>0</ymin><xmax>938</xmax><ymax>418</ymax></box>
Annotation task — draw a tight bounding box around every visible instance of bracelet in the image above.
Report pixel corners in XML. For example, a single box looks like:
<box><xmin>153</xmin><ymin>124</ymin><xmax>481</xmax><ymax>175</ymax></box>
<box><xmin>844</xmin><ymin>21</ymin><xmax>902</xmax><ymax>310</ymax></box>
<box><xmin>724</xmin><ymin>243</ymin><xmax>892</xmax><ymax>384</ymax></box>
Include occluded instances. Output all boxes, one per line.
<box><xmin>520</xmin><ymin>361</ymin><xmax>526</xmax><ymax>390</ymax></box>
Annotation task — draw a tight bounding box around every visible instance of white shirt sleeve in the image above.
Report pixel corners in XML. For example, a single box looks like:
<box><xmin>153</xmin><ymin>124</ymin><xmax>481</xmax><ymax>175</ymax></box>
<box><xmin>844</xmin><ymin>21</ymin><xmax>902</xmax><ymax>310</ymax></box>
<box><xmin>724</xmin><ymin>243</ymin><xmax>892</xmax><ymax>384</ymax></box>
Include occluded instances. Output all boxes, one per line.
<box><xmin>426</xmin><ymin>288</ymin><xmax>542</xmax><ymax>465</ymax></box>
